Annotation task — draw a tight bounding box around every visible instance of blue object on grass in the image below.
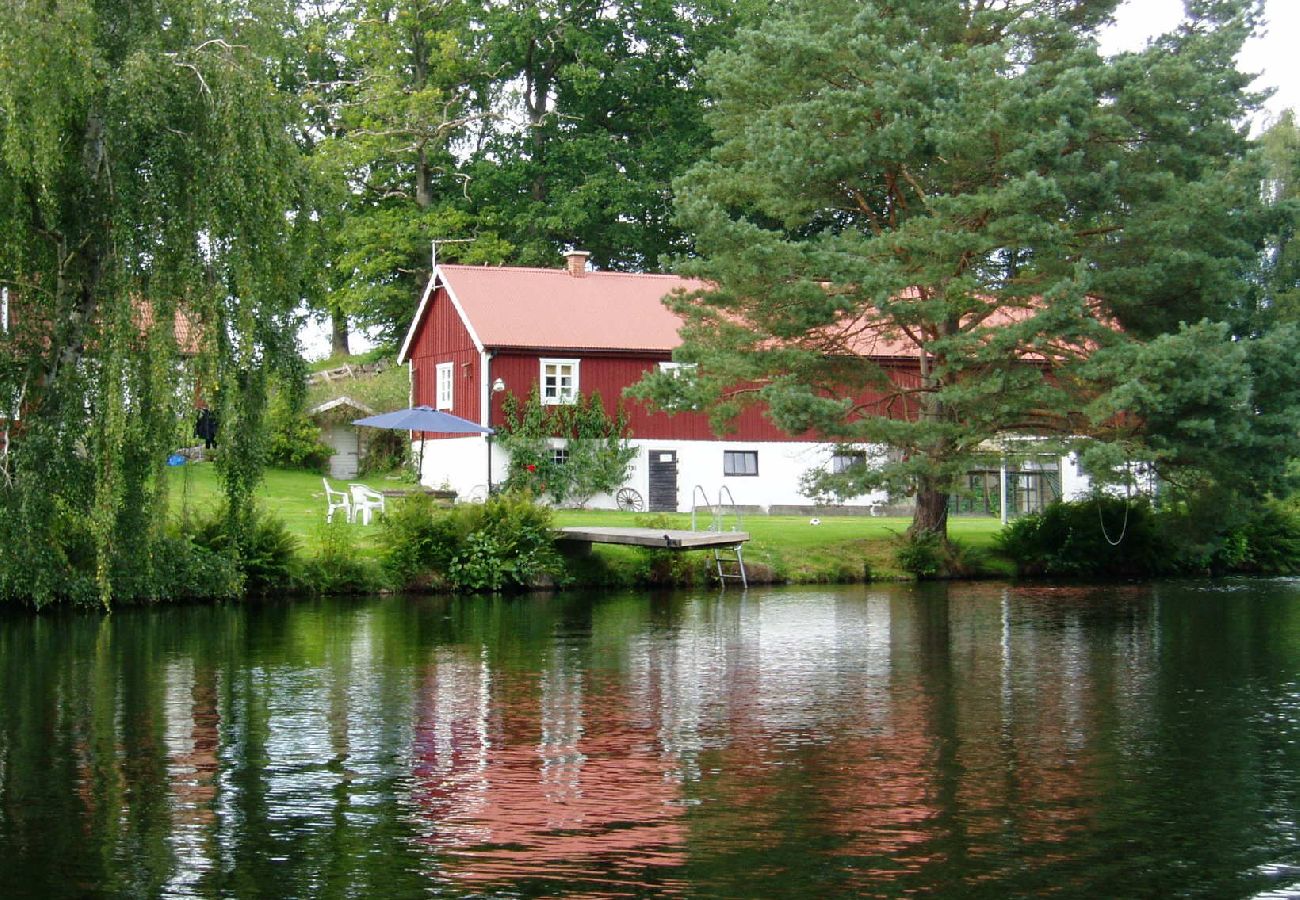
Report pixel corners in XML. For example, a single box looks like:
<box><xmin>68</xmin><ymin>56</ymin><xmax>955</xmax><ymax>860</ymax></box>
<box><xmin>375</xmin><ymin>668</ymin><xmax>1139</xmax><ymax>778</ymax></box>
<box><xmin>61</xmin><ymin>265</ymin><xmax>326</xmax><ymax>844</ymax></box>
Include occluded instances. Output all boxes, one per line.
<box><xmin>167</xmin><ymin>454</ymin><xmax>186</xmax><ymax>466</ymax></box>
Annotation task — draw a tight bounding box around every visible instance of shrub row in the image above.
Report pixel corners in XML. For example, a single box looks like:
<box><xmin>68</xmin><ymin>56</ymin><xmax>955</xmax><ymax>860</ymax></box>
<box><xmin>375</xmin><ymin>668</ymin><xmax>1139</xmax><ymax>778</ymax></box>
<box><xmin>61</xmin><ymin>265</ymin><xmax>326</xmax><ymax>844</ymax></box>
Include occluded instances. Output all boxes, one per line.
<box><xmin>997</xmin><ymin>496</ymin><xmax>1300</xmax><ymax>578</ymax></box>
<box><xmin>377</xmin><ymin>492</ymin><xmax>567</xmax><ymax>592</ymax></box>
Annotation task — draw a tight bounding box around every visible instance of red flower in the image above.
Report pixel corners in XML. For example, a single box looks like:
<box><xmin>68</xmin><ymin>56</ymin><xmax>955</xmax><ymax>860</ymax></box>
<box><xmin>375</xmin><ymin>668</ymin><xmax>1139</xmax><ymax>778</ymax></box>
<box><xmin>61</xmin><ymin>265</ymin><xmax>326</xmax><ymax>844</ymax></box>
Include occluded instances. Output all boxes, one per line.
<box><xmin>526</xmin><ymin>464</ymin><xmax>537</xmax><ymax>472</ymax></box>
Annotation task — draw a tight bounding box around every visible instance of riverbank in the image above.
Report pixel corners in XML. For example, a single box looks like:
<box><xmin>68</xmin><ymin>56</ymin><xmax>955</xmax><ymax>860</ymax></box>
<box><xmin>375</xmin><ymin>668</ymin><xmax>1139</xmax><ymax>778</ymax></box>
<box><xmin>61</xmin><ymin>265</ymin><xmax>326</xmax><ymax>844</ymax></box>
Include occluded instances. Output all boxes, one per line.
<box><xmin>165</xmin><ymin>463</ymin><xmax>1014</xmax><ymax>591</ymax></box>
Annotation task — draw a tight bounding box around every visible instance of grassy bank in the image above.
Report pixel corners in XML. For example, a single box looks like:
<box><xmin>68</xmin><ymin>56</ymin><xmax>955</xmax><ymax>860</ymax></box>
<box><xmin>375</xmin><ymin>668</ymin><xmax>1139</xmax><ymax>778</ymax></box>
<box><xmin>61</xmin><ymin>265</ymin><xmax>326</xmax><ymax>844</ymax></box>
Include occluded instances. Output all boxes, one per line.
<box><xmin>166</xmin><ymin>462</ymin><xmax>1013</xmax><ymax>587</ymax></box>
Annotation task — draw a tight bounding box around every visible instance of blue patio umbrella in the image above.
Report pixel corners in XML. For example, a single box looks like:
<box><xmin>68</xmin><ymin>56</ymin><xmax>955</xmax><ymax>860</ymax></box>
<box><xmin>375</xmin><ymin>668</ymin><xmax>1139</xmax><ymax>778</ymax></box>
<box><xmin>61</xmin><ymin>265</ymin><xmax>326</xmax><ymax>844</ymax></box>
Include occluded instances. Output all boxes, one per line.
<box><xmin>352</xmin><ymin>405</ymin><xmax>493</xmax><ymax>477</ymax></box>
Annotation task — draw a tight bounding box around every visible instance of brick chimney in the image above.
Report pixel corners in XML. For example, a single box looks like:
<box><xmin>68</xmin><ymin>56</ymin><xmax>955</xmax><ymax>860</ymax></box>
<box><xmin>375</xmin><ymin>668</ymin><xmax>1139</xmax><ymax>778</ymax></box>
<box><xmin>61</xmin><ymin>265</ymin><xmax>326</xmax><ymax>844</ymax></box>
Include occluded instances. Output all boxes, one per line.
<box><xmin>564</xmin><ymin>250</ymin><xmax>591</xmax><ymax>278</ymax></box>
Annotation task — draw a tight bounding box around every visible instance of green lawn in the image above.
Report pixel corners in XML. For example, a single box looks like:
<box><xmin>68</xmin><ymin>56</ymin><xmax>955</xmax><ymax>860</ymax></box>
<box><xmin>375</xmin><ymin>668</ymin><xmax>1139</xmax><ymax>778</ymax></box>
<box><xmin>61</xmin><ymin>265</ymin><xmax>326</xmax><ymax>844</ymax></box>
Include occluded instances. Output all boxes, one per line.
<box><xmin>549</xmin><ymin>507</ymin><xmax>1010</xmax><ymax>580</ymax></box>
<box><xmin>167</xmin><ymin>462</ymin><xmax>398</xmax><ymax>549</ymax></box>
<box><xmin>167</xmin><ymin>463</ymin><xmax>1014</xmax><ymax>581</ymax></box>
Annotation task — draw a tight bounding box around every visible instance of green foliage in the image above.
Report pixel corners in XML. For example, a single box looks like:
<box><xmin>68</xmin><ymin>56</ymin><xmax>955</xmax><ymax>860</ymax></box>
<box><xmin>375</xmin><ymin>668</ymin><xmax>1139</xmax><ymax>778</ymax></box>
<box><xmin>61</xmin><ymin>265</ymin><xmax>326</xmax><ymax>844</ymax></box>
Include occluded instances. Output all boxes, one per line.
<box><xmin>1001</xmin><ymin>493</ymin><xmax>1300</xmax><ymax>578</ymax></box>
<box><xmin>0</xmin><ymin>0</ymin><xmax>303</xmax><ymax>605</ymax></box>
<box><xmin>497</xmin><ymin>389</ymin><xmax>637</xmax><ymax>506</ymax></box>
<box><xmin>300</xmin><ymin>520</ymin><xmax>385</xmax><ymax>595</ymax></box>
<box><xmin>189</xmin><ymin>508</ymin><xmax>301</xmax><ymax>597</ymax></box>
<box><xmin>463</xmin><ymin>0</ymin><xmax>764</xmax><ymax>270</ymax></box>
<box><xmin>0</xmin><ymin>502</ymin><xmax>243</xmax><ymax>607</ymax></box>
<box><xmin>997</xmin><ymin>497</ymin><xmax>1169</xmax><ymax>579</ymax></box>
<box><xmin>641</xmin><ymin>0</ymin><xmax>1273</xmax><ymax>543</ymax></box>
<box><xmin>894</xmin><ymin>531</ymin><xmax>946</xmax><ymax>580</ymax></box>
<box><xmin>266</xmin><ymin>393</ymin><xmax>334</xmax><ymax>472</ymax></box>
<box><xmin>1083</xmin><ymin>321</ymin><xmax>1300</xmax><ymax>498</ymax></box>
<box><xmin>377</xmin><ymin>493</ymin><xmax>565</xmax><ymax>592</ymax></box>
<box><xmin>1239</xmin><ymin>501</ymin><xmax>1300</xmax><ymax>575</ymax></box>
<box><xmin>140</xmin><ymin>535</ymin><xmax>245</xmax><ymax>603</ymax></box>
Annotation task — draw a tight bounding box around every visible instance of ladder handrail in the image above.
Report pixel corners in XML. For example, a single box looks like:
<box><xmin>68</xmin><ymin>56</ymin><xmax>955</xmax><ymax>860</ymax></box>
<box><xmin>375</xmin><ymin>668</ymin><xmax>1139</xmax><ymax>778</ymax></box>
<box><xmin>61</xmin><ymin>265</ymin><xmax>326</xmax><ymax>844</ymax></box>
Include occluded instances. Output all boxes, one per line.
<box><xmin>715</xmin><ymin>485</ymin><xmax>743</xmax><ymax>533</ymax></box>
<box><xmin>690</xmin><ymin>484</ymin><xmax>749</xmax><ymax>589</ymax></box>
<box><xmin>690</xmin><ymin>485</ymin><xmax>712</xmax><ymax>531</ymax></box>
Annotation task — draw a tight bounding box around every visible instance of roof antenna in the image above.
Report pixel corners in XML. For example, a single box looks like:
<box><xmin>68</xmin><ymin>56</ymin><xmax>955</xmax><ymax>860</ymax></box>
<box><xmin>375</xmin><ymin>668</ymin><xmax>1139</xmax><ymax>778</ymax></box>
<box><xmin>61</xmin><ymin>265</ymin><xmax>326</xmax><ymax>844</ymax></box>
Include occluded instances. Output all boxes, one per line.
<box><xmin>431</xmin><ymin>238</ymin><xmax>473</xmax><ymax>270</ymax></box>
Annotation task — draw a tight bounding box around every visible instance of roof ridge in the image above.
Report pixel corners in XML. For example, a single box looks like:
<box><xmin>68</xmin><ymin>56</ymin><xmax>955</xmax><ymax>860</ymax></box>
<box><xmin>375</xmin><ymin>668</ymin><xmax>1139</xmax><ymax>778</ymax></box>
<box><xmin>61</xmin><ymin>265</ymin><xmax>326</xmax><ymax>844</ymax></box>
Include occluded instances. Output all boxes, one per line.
<box><xmin>439</xmin><ymin>263</ymin><xmax>689</xmax><ymax>280</ymax></box>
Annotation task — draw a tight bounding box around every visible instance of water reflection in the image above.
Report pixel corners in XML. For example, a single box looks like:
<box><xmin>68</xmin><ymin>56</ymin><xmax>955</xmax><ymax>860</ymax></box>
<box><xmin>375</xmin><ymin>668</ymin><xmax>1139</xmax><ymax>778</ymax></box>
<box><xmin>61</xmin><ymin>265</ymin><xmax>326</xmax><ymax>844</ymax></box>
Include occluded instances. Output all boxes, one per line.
<box><xmin>0</xmin><ymin>581</ymin><xmax>1297</xmax><ymax>898</ymax></box>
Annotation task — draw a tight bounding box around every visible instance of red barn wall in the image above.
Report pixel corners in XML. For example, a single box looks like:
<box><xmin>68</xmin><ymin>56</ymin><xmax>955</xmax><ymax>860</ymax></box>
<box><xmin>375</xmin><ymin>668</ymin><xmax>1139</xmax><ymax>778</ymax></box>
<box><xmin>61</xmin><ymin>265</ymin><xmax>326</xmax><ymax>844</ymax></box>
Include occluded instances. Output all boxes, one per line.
<box><xmin>484</xmin><ymin>351</ymin><xmax>923</xmax><ymax>442</ymax></box>
<box><xmin>408</xmin><ymin>286</ymin><xmax>482</xmax><ymax>437</ymax></box>
<box><xmin>408</xmin><ymin>282</ymin><xmax>927</xmax><ymax>443</ymax></box>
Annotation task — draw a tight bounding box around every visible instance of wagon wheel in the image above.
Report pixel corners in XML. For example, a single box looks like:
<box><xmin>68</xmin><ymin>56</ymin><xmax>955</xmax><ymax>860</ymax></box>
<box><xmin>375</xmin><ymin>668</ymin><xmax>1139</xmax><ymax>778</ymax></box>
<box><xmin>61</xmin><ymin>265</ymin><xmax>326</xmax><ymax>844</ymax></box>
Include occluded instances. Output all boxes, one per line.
<box><xmin>615</xmin><ymin>487</ymin><xmax>644</xmax><ymax>512</ymax></box>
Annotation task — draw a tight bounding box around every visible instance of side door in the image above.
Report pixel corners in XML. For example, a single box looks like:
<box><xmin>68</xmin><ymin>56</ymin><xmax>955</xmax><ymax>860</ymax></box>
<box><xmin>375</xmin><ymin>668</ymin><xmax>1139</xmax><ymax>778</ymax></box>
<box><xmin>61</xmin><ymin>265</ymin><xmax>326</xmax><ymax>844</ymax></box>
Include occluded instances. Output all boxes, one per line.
<box><xmin>648</xmin><ymin>449</ymin><xmax>678</xmax><ymax>512</ymax></box>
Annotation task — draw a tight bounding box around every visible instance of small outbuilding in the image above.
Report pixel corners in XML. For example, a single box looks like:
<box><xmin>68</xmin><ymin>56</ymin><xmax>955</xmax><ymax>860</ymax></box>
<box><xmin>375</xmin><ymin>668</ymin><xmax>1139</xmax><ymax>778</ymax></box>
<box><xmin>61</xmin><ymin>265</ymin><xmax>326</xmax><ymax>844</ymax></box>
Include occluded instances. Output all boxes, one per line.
<box><xmin>308</xmin><ymin>397</ymin><xmax>375</xmax><ymax>480</ymax></box>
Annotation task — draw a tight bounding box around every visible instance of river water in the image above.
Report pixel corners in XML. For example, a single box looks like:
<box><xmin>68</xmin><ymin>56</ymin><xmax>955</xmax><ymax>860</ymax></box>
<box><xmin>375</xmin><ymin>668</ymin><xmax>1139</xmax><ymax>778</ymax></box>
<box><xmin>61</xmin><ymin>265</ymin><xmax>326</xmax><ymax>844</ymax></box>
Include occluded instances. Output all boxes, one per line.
<box><xmin>0</xmin><ymin>581</ymin><xmax>1297</xmax><ymax>898</ymax></box>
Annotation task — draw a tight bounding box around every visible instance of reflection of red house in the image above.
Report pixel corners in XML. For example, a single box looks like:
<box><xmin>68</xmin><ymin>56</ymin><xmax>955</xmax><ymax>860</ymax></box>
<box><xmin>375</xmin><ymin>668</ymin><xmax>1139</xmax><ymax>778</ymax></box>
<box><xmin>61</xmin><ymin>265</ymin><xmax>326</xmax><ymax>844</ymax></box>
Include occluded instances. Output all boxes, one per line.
<box><xmin>408</xmin><ymin>649</ymin><xmax>688</xmax><ymax>894</ymax></box>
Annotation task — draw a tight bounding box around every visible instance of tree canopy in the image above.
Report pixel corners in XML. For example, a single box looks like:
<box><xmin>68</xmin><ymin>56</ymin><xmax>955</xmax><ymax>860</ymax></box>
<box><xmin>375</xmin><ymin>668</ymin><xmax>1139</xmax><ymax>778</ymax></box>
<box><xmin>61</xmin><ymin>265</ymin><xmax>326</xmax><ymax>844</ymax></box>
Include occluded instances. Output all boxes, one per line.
<box><xmin>633</xmin><ymin>0</ymin><xmax>1294</xmax><ymax>542</ymax></box>
<box><xmin>0</xmin><ymin>0</ymin><xmax>304</xmax><ymax>605</ymax></box>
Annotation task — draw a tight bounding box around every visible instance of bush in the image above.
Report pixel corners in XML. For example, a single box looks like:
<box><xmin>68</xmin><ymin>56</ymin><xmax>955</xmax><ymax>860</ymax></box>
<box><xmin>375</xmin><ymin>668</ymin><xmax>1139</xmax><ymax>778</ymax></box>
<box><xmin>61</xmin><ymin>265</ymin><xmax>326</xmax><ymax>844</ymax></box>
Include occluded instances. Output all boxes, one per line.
<box><xmin>359</xmin><ymin>429</ymin><xmax>408</xmax><ymax>476</ymax></box>
<box><xmin>496</xmin><ymin>389</ymin><xmax>637</xmax><ymax>506</ymax></box>
<box><xmin>189</xmin><ymin>508</ymin><xmax>301</xmax><ymax>596</ymax></box>
<box><xmin>266</xmin><ymin>393</ymin><xmax>333</xmax><ymax>472</ymax></box>
<box><xmin>0</xmin><ymin>502</ymin><xmax>243</xmax><ymax>606</ymax></box>
<box><xmin>996</xmin><ymin>496</ymin><xmax>1167</xmax><ymax>578</ymax></box>
<box><xmin>300</xmin><ymin>520</ymin><xmax>386</xmax><ymax>595</ymax></box>
<box><xmin>377</xmin><ymin>493</ymin><xmax>566</xmax><ymax>592</ymax></box>
<box><xmin>142</xmin><ymin>534</ymin><xmax>244</xmax><ymax>601</ymax></box>
<box><xmin>894</xmin><ymin>530</ymin><xmax>946</xmax><ymax>579</ymax></box>
<box><xmin>1239</xmin><ymin>500</ymin><xmax>1300</xmax><ymax>574</ymax></box>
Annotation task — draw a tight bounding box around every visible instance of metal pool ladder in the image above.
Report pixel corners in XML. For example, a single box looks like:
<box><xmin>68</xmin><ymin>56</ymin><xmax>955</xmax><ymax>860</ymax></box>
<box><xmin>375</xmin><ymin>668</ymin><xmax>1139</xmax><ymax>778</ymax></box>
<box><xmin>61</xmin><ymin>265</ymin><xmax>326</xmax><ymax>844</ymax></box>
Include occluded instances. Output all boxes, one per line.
<box><xmin>692</xmin><ymin>485</ymin><xmax>748</xmax><ymax>588</ymax></box>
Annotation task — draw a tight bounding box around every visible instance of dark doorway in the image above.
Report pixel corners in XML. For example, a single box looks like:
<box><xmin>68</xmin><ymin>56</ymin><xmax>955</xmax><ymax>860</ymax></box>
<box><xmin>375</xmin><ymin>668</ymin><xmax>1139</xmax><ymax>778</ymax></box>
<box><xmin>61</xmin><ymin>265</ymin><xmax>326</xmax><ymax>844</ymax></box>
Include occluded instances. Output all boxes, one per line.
<box><xmin>648</xmin><ymin>449</ymin><xmax>678</xmax><ymax>512</ymax></box>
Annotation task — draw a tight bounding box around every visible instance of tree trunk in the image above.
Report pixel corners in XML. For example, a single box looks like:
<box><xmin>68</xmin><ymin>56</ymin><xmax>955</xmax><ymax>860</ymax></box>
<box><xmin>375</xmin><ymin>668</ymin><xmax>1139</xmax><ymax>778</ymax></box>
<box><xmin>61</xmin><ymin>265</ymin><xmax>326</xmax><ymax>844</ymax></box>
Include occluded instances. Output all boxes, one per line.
<box><xmin>330</xmin><ymin>312</ymin><xmax>350</xmax><ymax>358</ymax></box>
<box><xmin>910</xmin><ymin>476</ymin><xmax>950</xmax><ymax>540</ymax></box>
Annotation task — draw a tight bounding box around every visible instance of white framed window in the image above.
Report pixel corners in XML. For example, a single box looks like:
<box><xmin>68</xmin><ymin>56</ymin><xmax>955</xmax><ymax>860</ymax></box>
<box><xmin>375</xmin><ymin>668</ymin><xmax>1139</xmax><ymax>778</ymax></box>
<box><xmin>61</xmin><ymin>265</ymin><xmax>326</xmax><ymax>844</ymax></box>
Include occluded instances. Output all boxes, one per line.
<box><xmin>550</xmin><ymin>446</ymin><xmax>569</xmax><ymax>466</ymax></box>
<box><xmin>724</xmin><ymin>450</ymin><xmax>759</xmax><ymax>477</ymax></box>
<box><xmin>540</xmin><ymin>358</ymin><xmax>579</xmax><ymax>405</ymax></box>
<box><xmin>831</xmin><ymin>450</ymin><xmax>867</xmax><ymax>474</ymax></box>
<box><xmin>436</xmin><ymin>362</ymin><xmax>454</xmax><ymax>410</ymax></box>
<box><xmin>657</xmin><ymin>361</ymin><xmax>698</xmax><ymax>410</ymax></box>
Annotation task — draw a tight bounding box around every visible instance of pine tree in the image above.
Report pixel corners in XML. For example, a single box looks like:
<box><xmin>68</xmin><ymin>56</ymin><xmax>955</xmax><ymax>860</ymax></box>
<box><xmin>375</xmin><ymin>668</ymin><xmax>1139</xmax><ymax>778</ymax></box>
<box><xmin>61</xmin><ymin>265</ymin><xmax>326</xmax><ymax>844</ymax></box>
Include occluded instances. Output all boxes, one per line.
<box><xmin>638</xmin><ymin>0</ymin><xmax>1275</xmax><ymax>544</ymax></box>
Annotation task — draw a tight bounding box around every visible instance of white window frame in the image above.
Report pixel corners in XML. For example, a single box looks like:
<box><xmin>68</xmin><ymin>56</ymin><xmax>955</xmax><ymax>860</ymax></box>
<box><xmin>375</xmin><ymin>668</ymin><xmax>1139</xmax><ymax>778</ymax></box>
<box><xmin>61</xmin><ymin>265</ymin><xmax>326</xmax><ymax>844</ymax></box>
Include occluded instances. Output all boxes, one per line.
<box><xmin>435</xmin><ymin>362</ymin><xmax>454</xmax><ymax>410</ymax></box>
<box><xmin>831</xmin><ymin>450</ymin><xmax>867</xmax><ymax>474</ymax></box>
<box><xmin>657</xmin><ymin>361</ymin><xmax>698</xmax><ymax>410</ymax></box>
<box><xmin>540</xmin><ymin>358</ymin><xmax>579</xmax><ymax>405</ymax></box>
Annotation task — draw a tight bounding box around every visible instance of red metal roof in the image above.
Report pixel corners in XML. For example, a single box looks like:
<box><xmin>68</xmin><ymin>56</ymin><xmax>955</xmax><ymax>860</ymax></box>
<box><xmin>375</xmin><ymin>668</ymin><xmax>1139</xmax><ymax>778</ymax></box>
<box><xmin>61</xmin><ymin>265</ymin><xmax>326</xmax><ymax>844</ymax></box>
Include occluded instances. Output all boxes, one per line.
<box><xmin>406</xmin><ymin>264</ymin><xmax>1091</xmax><ymax>365</ymax></box>
<box><xmin>437</xmin><ymin>264</ymin><xmax>704</xmax><ymax>353</ymax></box>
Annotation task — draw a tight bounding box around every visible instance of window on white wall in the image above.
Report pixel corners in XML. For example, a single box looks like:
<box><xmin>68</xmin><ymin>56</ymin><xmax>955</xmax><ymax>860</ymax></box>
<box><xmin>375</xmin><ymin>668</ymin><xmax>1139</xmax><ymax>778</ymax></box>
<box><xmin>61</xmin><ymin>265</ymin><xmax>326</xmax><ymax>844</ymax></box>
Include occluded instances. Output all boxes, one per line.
<box><xmin>541</xmin><ymin>358</ymin><xmax>578</xmax><ymax>405</ymax></box>
<box><xmin>723</xmin><ymin>450</ymin><xmax>758</xmax><ymax>476</ymax></box>
<box><xmin>436</xmin><ymin>362</ymin><xmax>453</xmax><ymax>409</ymax></box>
<box><xmin>831</xmin><ymin>450</ymin><xmax>867</xmax><ymax>474</ymax></box>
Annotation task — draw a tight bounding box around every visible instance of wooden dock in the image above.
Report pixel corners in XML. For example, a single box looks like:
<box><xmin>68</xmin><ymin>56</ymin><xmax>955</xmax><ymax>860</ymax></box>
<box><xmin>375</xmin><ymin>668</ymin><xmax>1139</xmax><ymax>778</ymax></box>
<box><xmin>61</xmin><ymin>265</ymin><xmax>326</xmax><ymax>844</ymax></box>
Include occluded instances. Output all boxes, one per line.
<box><xmin>555</xmin><ymin>526</ymin><xmax>749</xmax><ymax>550</ymax></box>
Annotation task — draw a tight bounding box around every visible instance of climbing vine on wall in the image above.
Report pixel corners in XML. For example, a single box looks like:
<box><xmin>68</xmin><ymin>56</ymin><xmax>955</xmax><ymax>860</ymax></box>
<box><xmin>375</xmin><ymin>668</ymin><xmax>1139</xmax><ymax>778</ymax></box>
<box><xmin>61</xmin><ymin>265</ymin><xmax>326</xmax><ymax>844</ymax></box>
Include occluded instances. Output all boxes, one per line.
<box><xmin>496</xmin><ymin>389</ymin><xmax>637</xmax><ymax>507</ymax></box>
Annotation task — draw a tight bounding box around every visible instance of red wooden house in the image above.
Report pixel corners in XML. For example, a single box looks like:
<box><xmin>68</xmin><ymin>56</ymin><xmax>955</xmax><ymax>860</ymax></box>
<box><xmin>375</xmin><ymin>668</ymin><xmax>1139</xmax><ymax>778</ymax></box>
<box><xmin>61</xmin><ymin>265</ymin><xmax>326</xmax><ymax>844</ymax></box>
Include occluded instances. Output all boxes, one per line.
<box><xmin>397</xmin><ymin>252</ymin><xmax>1083</xmax><ymax>513</ymax></box>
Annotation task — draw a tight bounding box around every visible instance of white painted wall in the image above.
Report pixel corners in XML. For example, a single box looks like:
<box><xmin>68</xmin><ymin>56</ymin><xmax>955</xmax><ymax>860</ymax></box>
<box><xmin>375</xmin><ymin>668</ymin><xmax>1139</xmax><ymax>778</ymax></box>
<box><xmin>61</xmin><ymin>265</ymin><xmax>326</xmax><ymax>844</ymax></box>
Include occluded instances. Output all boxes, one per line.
<box><xmin>612</xmin><ymin>439</ymin><xmax>891</xmax><ymax>512</ymax></box>
<box><xmin>1061</xmin><ymin>452</ymin><xmax>1091</xmax><ymax>500</ymax></box>
<box><xmin>415</xmin><ymin>435</ymin><xmax>492</xmax><ymax>499</ymax></box>
<box><xmin>415</xmin><ymin>435</ymin><xmax>1089</xmax><ymax>514</ymax></box>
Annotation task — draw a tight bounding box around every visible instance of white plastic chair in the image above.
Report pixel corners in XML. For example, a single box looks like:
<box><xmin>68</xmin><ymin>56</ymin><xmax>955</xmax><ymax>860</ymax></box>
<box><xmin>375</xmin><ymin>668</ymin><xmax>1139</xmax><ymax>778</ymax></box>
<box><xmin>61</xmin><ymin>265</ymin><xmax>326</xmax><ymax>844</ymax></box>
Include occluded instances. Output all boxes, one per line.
<box><xmin>323</xmin><ymin>478</ymin><xmax>352</xmax><ymax>524</ymax></box>
<box><xmin>349</xmin><ymin>483</ymin><xmax>386</xmax><ymax>525</ymax></box>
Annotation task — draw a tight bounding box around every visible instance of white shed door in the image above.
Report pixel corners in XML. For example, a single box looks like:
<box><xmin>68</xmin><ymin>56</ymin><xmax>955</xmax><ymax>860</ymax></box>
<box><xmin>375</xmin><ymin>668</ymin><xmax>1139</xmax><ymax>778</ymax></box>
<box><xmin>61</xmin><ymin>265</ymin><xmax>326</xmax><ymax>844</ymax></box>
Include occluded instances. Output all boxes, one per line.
<box><xmin>327</xmin><ymin>425</ymin><xmax>359</xmax><ymax>479</ymax></box>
